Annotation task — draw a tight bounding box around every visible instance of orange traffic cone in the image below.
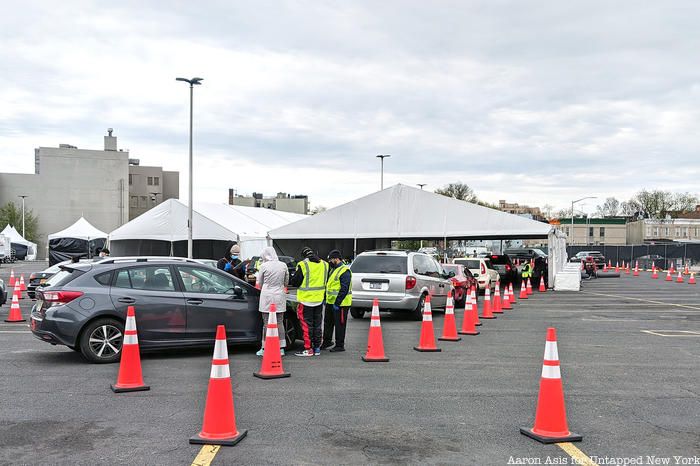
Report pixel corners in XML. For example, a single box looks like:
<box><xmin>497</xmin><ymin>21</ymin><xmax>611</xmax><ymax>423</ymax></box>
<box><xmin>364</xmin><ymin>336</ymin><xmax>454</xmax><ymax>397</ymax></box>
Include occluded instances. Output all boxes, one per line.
<box><xmin>607</xmin><ymin>260</ymin><xmax>612</xmax><ymax>269</ymax></box>
<box><xmin>526</xmin><ymin>278</ymin><xmax>533</xmax><ymax>295</ymax></box>
<box><xmin>684</xmin><ymin>264</ymin><xmax>690</xmax><ymax>275</ymax></box>
<box><xmin>19</xmin><ymin>275</ymin><xmax>26</xmax><ymax>292</ymax></box>
<box><xmin>519</xmin><ymin>280</ymin><xmax>528</xmax><ymax>300</ymax></box>
<box><xmin>481</xmin><ymin>287</ymin><xmax>496</xmax><ymax>319</ymax></box>
<box><xmin>614</xmin><ymin>262</ymin><xmax>619</xmax><ymax>273</ymax></box>
<box><xmin>603</xmin><ymin>264</ymin><xmax>608</xmax><ymax>272</ymax></box>
<box><xmin>539</xmin><ymin>276</ymin><xmax>546</xmax><ymax>292</ymax></box>
<box><xmin>471</xmin><ymin>287</ymin><xmax>482</xmax><ymax>326</ymax></box>
<box><xmin>9</xmin><ymin>269</ymin><xmax>15</xmax><ymax>287</ymax></box>
<box><xmin>362</xmin><ymin>299</ymin><xmax>389</xmax><ymax>362</ymax></box>
<box><xmin>439</xmin><ymin>291</ymin><xmax>461</xmax><ymax>342</ymax></box>
<box><xmin>111</xmin><ymin>306</ymin><xmax>149</xmax><ymax>393</ymax></box>
<box><xmin>459</xmin><ymin>290</ymin><xmax>479</xmax><ymax>336</ymax></box>
<box><xmin>502</xmin><ymin>285</ymin><xmax>512</xmax><ymax>310</ymax></box>
<box><xmin>414</xmin><ymin>295</ymin><xmax>441</xmax><ymax>352</ymax></box>
<box><xmin>651</xmin><ymin>265</ymin><xmax>658</xmax><ymax>279</ymax></box>
<box><xmin>625</xmin><ymin>264</ymin><xmax>630</xmax><ymax>275</ymax></box>
<box><xmin>4</xmin><ymin>293</ymin><xmax>25</xmax><ymax>322</ymax></box>
<box><xmin>689</xmin><ymin>273</ymin><xmax>696</xmax><ymax>285</ymax></box>
<box><xmin>676</xmin><ymin>271</ymin><xmax>684</xmax><ymax>283</ymax></box>
<box><xmin>665</xmin><ymin>269</ymin><xmax>672</xmax><ymax>281</ymax></box>
<box><xmin>520</xmin><ymin>327</ymin><xmax>582</xmax><ymax>444</ymax></box>
<box><xmin>190</xmin><ymin>325</ymin><xmax>247</xmax><ymax>446</ymax></box>
<box><xmin>633</xmin><ymin>261</ymin><xmax>639</xmax><ymax>277</ymax></box>
<box><xmin>509</xmin><ymin>282</ymin><xmax>516</xmax><ymax>305</ymax></box>
<box><xmin>492</xmin><ymin>283</ymin><xmax>503</xmax><ymax>314</ymax></box>
<box><xmin>254</xmin><ymin>304</ymin><xmax>290</xmax><ymax>379</ymax></box>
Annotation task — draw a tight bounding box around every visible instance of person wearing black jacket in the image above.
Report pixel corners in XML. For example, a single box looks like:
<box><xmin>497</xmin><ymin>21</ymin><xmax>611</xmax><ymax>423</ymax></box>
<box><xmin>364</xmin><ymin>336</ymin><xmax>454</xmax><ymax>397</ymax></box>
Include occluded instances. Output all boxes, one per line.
<box><xmin>217</xmin><ymin>243</ymin><xmax>243</xmax><ymax>279</ymax></box>
<box><xmin>322</xmin><ymin>249</ymin><xmax>352</xmax><ymax>352</ymax></box>
<box><xmin>289</xmin><ymin>247</ymin><xmax>328</xmax><ymax>357</ymax></box>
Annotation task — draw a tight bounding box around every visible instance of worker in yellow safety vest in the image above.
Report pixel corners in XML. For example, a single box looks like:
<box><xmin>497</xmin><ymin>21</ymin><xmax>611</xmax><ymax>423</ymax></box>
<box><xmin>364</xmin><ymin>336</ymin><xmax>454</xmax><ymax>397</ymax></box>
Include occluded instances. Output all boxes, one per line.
<box><xmin>289</xmin><ymin>246</ymin><xmax>329</xmax><ymax>357</ymax></box>
<box><xmin>321</xmin><ymin>249</ymin><xmax>352</xmax><ymax>352</ymax></box>
<box><xmin>521</xmin><ymin>262</ymin><xmax>532</xmax><ymax>279</ymax></box>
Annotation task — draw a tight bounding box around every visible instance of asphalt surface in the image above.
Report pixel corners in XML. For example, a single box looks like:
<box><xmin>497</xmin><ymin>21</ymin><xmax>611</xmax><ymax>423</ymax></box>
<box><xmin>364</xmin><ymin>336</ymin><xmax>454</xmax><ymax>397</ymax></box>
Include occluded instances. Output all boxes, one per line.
<box><xmin>0</xmin><ymin>261</ymin><xmax>698</xmax><ymax>465</ymax></box>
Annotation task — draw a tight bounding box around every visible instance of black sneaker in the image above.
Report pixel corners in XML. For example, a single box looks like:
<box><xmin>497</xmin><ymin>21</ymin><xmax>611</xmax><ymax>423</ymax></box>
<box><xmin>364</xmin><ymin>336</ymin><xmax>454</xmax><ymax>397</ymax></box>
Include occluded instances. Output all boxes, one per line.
<box><xmin>320</xmin><ymin>341</ymin><xmax>334</xmax><ymax>350</ymax></box>
<box><xmin>329</xmin><ymin>346</ymin><xmax>346</xmax><ymax>352</ymax></box>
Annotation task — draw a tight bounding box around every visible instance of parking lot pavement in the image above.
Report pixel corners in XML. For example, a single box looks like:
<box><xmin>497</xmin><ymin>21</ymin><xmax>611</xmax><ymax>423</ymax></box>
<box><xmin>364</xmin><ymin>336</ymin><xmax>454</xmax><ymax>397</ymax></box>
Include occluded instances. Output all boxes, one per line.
<box><xmin>0</xmin><ymin>264</ymin><xmax>698</xmax><ymax>465</ymax></box>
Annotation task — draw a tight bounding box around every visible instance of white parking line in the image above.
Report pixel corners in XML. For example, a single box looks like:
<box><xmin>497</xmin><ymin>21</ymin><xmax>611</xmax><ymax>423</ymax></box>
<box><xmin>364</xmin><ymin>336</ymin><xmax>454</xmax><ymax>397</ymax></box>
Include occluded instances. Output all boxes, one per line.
<box><xmin>641</xmin><ymin>330</ymin><xmax>700</xmax><ymax>337</ymax></box>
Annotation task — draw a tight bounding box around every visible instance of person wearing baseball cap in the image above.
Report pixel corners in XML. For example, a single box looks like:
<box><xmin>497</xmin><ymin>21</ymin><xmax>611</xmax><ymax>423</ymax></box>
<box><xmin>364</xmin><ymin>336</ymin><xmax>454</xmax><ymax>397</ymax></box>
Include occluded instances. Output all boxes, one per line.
<box><xmin>322</xmin><ymin>249</ymin><xmax>352</xmax><ymax>352</ymax></box>
<box><xmin>289</xmin><ymin>246</ymin><xmax>328</xmax><ymax>357</ymax></box>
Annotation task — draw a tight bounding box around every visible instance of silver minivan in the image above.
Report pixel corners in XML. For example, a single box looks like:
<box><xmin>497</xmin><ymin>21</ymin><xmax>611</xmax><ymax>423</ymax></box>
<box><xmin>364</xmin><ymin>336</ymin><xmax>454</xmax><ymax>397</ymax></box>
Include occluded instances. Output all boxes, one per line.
<box><xmin>349</xmin><ymin>250</ymin><xmax>455</xmax><ymax>320</ymax></box>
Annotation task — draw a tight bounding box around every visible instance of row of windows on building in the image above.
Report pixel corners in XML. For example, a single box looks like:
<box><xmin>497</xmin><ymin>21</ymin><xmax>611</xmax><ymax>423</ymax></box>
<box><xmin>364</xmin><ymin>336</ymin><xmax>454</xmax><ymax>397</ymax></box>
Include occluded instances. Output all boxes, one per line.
<box><xmin>128</xmin><ymin>174</ymin><xmax>160</xmax><ymax>186</ymax></box>
<box><xmin>562</xmin><ymin>227</ymin><xmax>607</xmax><ymax>237</ymax></box>
<box><xmin>129</xmin><ymin>195</ymin><xmax>158</xmax><ymax>209</ymax></box>
<box><xmin>646</xmin><ymin>226</ymin><xmax>700</xmax><ymax>238</ymax></box>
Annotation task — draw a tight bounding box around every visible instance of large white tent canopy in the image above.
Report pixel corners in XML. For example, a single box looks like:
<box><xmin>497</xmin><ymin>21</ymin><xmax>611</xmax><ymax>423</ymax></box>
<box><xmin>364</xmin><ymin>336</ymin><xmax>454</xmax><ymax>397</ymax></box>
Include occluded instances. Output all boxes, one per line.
<box><xmin>270</xmin><ymin>184</ymin><xmax>553</xmax><ymax>240</ymax></box>
<box><xmin>47</xmin><ymin>217</ymin><xmax>108</xmax><ymax>265</ymax></box>
<box><xmin>1</xmin><ymin>224</ymin><xmax>37</xmax><ymax>260</ymax></box>
<box><xmin>109</xmin><ymin>199</ymin><xmax>307</xmax><ymax>259</ymax></box>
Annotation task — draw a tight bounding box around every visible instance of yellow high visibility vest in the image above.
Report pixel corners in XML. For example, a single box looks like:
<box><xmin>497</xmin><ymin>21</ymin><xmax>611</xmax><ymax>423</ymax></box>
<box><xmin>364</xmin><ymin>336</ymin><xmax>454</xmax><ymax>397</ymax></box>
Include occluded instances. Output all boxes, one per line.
<box><xmin>326</xmin><ymin>265</ymin><xmax>352</xmax><ymax>307</ymax></box>
<box><xmin>296</xmin><ymin>259</ymin><xmax>328</xmax><ymax>304</ymax></box>
<box><xmin>522</xmin><ymin>263</ymin><xmax>532</xmax><ymax>278</ymax></box>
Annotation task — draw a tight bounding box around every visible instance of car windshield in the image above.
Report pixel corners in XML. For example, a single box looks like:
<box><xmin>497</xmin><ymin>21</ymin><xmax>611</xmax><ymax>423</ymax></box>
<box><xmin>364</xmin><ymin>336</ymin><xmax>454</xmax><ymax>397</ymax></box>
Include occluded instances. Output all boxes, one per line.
<box><xmin>454</xmin><ymin>259</ymin><xmax>481</xmax><ymax>270</ymax></box>
<box><xmin>350</xmin><ymin>255</ymin><xmax>407</xmax><ymax>274</ymax></box>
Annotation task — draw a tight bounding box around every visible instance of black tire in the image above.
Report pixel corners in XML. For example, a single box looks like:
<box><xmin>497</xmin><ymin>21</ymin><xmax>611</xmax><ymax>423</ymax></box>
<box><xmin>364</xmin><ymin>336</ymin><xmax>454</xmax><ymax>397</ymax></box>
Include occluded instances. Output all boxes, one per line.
<box><xmin>350</xmin><ymin>308</ymin><xmax>365</xmax><ymax>319</ymax></box>
<box><xmin>283</xmin><ymin>311</ymin><xmax>299</xmax><ymax>347</ymax></box>
<box><xmin>412</xmin><ymin>294</ymin><xmax>426</xmax><ymax>321</ymax></box>
<box><xmin>78</xmin><ymin>318</ymin><xmax>124</xmax><ymax>364</ymax></box>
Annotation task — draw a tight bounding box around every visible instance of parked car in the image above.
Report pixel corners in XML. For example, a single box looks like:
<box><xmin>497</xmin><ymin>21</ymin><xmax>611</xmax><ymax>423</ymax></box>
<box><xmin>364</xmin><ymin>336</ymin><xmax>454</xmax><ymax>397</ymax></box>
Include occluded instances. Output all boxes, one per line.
<box><xmin>0</xmin><ymin>278</ymin><xmax>6</xmax><ymax>306</ymax></box>
<box><xmin>349</xmin><ymin>250</ymin><xmax>455</xmax><ymax>320</ymax></box>
<box><xmin>487</xmin><ymin>254</ymin><xmax>518</xmax><ymax>284</ymax></box>
<box><xmin>278</xmin><ymin>255</ymin><xmax>298</xmax><ymax>276</ymax></box>
<box><xmin>28</xmin><ymin>259</ymin><xmax>94</xmax><ymax>299</ymax></box>
<box><xmin>571</xmin><ymin>251</ymin><xmax>606</xmax><ymax>268</ymax></box>
<box><xmin>440</xmin><ymin>263</ymin><xmax>478</xmax><ymax>308</ymax></box>
<box><xmin>635</xmin><ymin>255</ymin><xmax>665</xmax><ymax>271</ymax></box>
<box><xmin>452</xmin><ymin>257</ymin><xmax>498</xmax><ymax>292</ymax></box>
<box><xmin>194</xmin><ymin>259</ymin><xmax>218</xmax><ymax>268</ymax></box>
<box><xmin>504</xmin><ymin>248</ymin><xmax>548</xmax><ymax>262</ymax></box>
<box><xmin>30</xmin><ymin>257</ymin><xmax>302</xmax><ymax>363</ymax></box>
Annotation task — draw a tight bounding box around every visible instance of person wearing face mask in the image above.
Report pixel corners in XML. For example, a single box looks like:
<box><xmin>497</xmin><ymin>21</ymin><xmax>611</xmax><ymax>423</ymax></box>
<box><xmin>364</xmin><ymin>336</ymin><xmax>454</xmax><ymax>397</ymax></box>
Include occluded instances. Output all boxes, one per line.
<box><xmin>217</xmin><ymin>243</ymin><xmax>242</xmax><ymax>277</ymax></box>
<box><xmin>256</xmin><ymin>247</ymin><xmax>289</xmax><ymax>356</ymax></box>
<box><xmin>289</xmin><ymin>246</ymin><xmax>328</xmax><ymax>357</ymax></box>
<box><xmin>322</xmin><ymin>250</ymin><xmax>352</xmax><ymax>352</ymax></box>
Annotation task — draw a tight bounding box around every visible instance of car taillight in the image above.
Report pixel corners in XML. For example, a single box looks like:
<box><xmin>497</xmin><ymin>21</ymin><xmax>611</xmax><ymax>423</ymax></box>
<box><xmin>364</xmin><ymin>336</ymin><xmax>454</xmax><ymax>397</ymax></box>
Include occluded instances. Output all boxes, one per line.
<box><xmin>481</xmin><ymin>263</ymin><xmax>486</xmax><ymax>275</ymax></box>
<box><xmin>43</xmin><ymin>291</ymin><xmax>83</xmax><ymax>305</ymax></box>
<box><xmin>406</xmin><ymin>276</ymin><xmax>417</xmax><ymax>290</ymax></box>
<box><xmin>505</xmin><ymin>264</ymin><xmax>511</xmax><ymax>272</ymax></box>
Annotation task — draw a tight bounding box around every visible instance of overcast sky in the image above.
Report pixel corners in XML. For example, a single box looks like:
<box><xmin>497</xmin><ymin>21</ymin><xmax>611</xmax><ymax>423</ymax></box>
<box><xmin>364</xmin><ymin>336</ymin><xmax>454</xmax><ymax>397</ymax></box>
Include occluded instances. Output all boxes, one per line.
<box><xmin>1</xmin><ymin>1</ymin><xmax>698</xmax><ymax>214</ymax></box>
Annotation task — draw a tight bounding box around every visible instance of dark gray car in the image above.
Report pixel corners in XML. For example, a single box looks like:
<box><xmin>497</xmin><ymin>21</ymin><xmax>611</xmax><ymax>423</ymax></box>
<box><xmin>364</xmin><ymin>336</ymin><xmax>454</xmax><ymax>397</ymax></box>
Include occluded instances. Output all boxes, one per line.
<box><xmin>30</xmin><ymin>257</ymin><xmax>300</xmax><ymax>363</ymax></box>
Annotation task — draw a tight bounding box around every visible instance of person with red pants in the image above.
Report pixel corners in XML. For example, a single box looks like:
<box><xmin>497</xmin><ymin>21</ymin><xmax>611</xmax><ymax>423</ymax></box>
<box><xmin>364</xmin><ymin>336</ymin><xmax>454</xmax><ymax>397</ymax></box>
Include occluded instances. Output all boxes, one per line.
<box><xmin>290</xmin><ymin>247</ymin><xmax>328</xmax><ymax>357</ymax></box>
<box><xmin>322</xmin><ymin>250</ymin><xmax>352</xmax><ymax>352</ymax></box>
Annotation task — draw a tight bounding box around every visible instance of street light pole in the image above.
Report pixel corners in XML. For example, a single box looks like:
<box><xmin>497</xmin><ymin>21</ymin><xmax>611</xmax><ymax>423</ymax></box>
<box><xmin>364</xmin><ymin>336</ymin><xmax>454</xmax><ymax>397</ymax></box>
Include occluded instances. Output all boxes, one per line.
<box><xmin>376</xmin><ymin>154</ymin><xmax>391</xmax><ymax>190</ymax></box>
<box><xmin>176</xmin><ymin>77</ymin><xmax>203</xmax><ymax>259</ymax></box>
<box><xmin>18</xmin><ymin>195</ymin><xmax>27</xmax><ymax>238</ymax></box>
<box><xmin>571</xmin><ymin>196</ymin><xmax>597</xmax><ymax>245</ymax></box>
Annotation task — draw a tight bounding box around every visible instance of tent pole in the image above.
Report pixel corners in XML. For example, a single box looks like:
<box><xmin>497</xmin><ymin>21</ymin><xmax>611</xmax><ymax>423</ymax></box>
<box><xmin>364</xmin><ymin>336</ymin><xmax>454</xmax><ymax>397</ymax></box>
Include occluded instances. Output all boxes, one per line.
<box><xmin>353</xmin><ymin>237</ymin><xmax>357</xmax><ymax>259</ymax></box>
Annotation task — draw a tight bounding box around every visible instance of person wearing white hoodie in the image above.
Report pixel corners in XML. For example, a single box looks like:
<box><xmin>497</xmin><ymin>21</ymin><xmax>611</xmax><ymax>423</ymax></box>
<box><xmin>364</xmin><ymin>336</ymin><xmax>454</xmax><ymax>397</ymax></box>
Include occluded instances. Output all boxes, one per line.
<box><xmin>256</xmin><ymin>247</ymin><xmax>289</xmax><ymax>356</ymax></box>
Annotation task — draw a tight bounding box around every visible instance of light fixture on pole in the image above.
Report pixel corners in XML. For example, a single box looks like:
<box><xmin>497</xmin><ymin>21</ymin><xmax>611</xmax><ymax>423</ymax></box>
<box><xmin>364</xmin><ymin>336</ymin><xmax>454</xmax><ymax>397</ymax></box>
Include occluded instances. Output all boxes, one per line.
<box><xmin>417</xmin><ymin>183</ymin><xmax>426</xmax><ymax>190</ymax></box>
<box><xmin>176</xmin><ymin>76</ymin><xmax>203</xmax><ymax>259</ymax></box>
<box><xmin>376</xmin><ymin>154</ymin><xmax>391</xmax><ymax>190</ymax></box>
<box><xmin>571</xmin><ymin>196</ymin><xmax>596</xmax><ymax>245</ymax></box>
<box><xmin>18</xmin><ymin>195</ymin><xmax>28</xmax><ymax>238</ymax></box>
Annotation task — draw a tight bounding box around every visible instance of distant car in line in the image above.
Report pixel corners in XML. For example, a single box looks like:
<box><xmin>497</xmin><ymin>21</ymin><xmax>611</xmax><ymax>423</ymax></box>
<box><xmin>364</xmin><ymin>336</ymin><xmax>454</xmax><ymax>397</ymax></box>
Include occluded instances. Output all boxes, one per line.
<box><xmin>452</xmin><ymin>257</ymin><xmax>498</xmax><ymax>292</ymax></box>
<box><xmin>28</xmin><ymin>259</ymin><xmax>93</xmax><ymax>299</ymax></box>
<box><xmin>571</xmin><ymin>251</ymin><xmax>606</xmax><ymax>268</ymax></box>
<box><xmin>487</xmin><ymin>254</ymin><xmax>518</xmax><ymax>284</ymax></box>
<box><xmin>0</xmin><ymin>278</ymin><xmax>7</xmax><ymax>306</ymax></box>
<box><xmin>440</xmin><ymin>263</ymin><xmax>478</xmax><ymax>308</ymax></box>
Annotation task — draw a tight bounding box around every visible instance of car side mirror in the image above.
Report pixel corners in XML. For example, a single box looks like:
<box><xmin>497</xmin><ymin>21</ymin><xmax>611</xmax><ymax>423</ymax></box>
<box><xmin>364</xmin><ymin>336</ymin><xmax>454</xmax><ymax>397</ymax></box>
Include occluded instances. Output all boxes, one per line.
<box><xmin>448</xmin><ymin>271</ymin><xmax>455</xmax><ymax>278</ymax></box>
<box><xmin>233</xmin><ymin>286</ymin><xmax>244</xmax><ymax>299</ymax></box>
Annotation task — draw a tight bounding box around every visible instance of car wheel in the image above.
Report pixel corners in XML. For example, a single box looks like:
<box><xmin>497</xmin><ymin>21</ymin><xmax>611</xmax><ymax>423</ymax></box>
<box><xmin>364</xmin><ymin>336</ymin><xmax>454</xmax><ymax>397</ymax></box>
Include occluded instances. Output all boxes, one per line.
<box><xmin>412</xmin><ymin>294</ymin><xmax>426</xmax><ymax>321</ymax></box>
<box><xmin>350</xmin><ymin>308</ymin><xmax>365</xmax><ymax>319</ymax></box>
<box><xmin>79</xmin><ymin>318</ymin><xmax>124</xmax><ymax>364</ymax></box>
<box><xmin>283</xmin><ymin>311</ymin><xmax>298</xmax><ymax>347</ymax></box>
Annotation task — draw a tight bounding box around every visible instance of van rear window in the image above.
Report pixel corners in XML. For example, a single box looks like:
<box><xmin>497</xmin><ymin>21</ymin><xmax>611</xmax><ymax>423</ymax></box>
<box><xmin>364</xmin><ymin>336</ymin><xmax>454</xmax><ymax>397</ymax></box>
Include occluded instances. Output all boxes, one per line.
<box><xmin>454</xmin><ymin>259</ymin><xmax>480</xmax><ymax>270</ymax></box>
<box><xmin>350</xmin><ymin>256</ymin><xmax>407</xmax><ymax>274</ymax></box>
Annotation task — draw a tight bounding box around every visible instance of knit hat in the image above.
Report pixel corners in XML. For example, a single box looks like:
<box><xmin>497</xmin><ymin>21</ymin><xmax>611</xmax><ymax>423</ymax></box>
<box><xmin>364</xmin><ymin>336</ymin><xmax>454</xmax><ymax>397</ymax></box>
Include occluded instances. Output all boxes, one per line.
<box><xmin>327</xmin><ymin>249</ymin><xmax>342</xmax><ymax>260</ymax></box>
<box><xmin>230</xmin><ymin>244</ymin><xmax>240</xmax><ymax>254</ymax></box>
<box><xmin>301</xmin><ymin>247</ymin><xmax>315</xmax><ymax>258</ymax></box>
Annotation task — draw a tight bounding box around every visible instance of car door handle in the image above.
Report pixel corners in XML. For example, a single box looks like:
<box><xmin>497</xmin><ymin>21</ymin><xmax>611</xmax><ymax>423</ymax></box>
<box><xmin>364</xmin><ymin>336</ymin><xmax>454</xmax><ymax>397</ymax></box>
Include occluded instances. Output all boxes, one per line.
<box><xmin>187</xmin><ymin>298</ymin><xmax>204</xmax><ymax>305</ymax></box>
<box><xmin>117</xmin><ymin>298</ymin><xmax>136</xmax><ymax>304</ymax></box>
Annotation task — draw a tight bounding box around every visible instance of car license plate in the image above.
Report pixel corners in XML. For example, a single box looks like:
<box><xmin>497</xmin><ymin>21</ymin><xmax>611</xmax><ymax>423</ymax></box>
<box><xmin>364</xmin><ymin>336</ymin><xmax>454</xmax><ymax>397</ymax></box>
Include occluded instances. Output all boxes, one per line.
<box><xmin>369</xmin><ymin>282</ymin><xmax>382</xmax><ymax>290</ymax></box>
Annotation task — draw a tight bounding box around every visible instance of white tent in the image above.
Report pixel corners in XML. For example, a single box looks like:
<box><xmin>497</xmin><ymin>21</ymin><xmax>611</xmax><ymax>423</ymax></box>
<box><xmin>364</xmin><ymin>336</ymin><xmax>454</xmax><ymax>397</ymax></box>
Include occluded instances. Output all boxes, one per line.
<box><xmin>108</xmin><ymin>199</ymin><xmax>307</xmax><ymax>259</ymax></box>
<box><xmin>48</xmin><ymin>217</ymin><xmax>108</xmax><ymax>241</ymax></box>
<box><xmin>1</xmin><ymin>225</ymin><xmax>38</xmax><ymax>260</ymax></box>
<box><xmin>270</xmin><ymin>184</ymin><xmax>563</xmax><ymax>285</ymax></box>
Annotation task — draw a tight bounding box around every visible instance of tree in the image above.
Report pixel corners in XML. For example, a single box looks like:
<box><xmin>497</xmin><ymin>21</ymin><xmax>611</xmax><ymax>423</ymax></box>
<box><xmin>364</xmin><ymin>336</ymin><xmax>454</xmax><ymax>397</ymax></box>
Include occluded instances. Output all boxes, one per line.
<box><xmin>627</xmin><ymin>189</ymin><xmax>698</xmax><ymax>219</ymax></box>
<box><xmin>672</xmin><ymin>192</ymin><xmax>698</xmax><ymax>214</ymax></box>
<box><xmin>541</xmin><ymin>204</ymin><xmax>554</xmax><ymax>219</ymax></box>
<box><xmin>594</xmin><ymin>197</ymin><xmax>620</xmax><ymax>217</ymax></box>
<box><xmin>620</xmin><ymin>199</ymin><xmax>642</xmax><ymax>217</ymax></box>
<box><xmin>0</xmin><ymin>201</ymin><xmax>39</xmax><ymax>242</ymax></box>
<box><xmin>434</xmin><ymin>182</ymin><xmax>478</xmax><ymax>203</ymax></box>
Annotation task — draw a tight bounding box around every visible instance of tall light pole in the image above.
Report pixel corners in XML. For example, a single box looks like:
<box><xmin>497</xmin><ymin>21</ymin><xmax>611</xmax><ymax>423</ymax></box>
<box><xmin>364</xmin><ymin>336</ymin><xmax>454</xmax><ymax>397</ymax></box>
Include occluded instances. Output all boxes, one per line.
<box><xmin>376</xmin><ymin>154</ymin><xmax>391</xmax><ymax>190</ymax></box>
<box><xmin>417</xmin><ymin>183</ymin><xmax>426</xmax><ymax>190</ymax></box>
<box><xmin>176</xmin><ymin>77</ymin><xmax>203</xmax><ymax>258</ymax></box>
<box><xmin>18</xmin><ymin>195</ymin><xmax>27</xmax><ymax>238</ymax></box>
<box><xmin>571</xmin><ymin>196</ymin><xmax>596</xmax><ymax>245</ymax></box>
